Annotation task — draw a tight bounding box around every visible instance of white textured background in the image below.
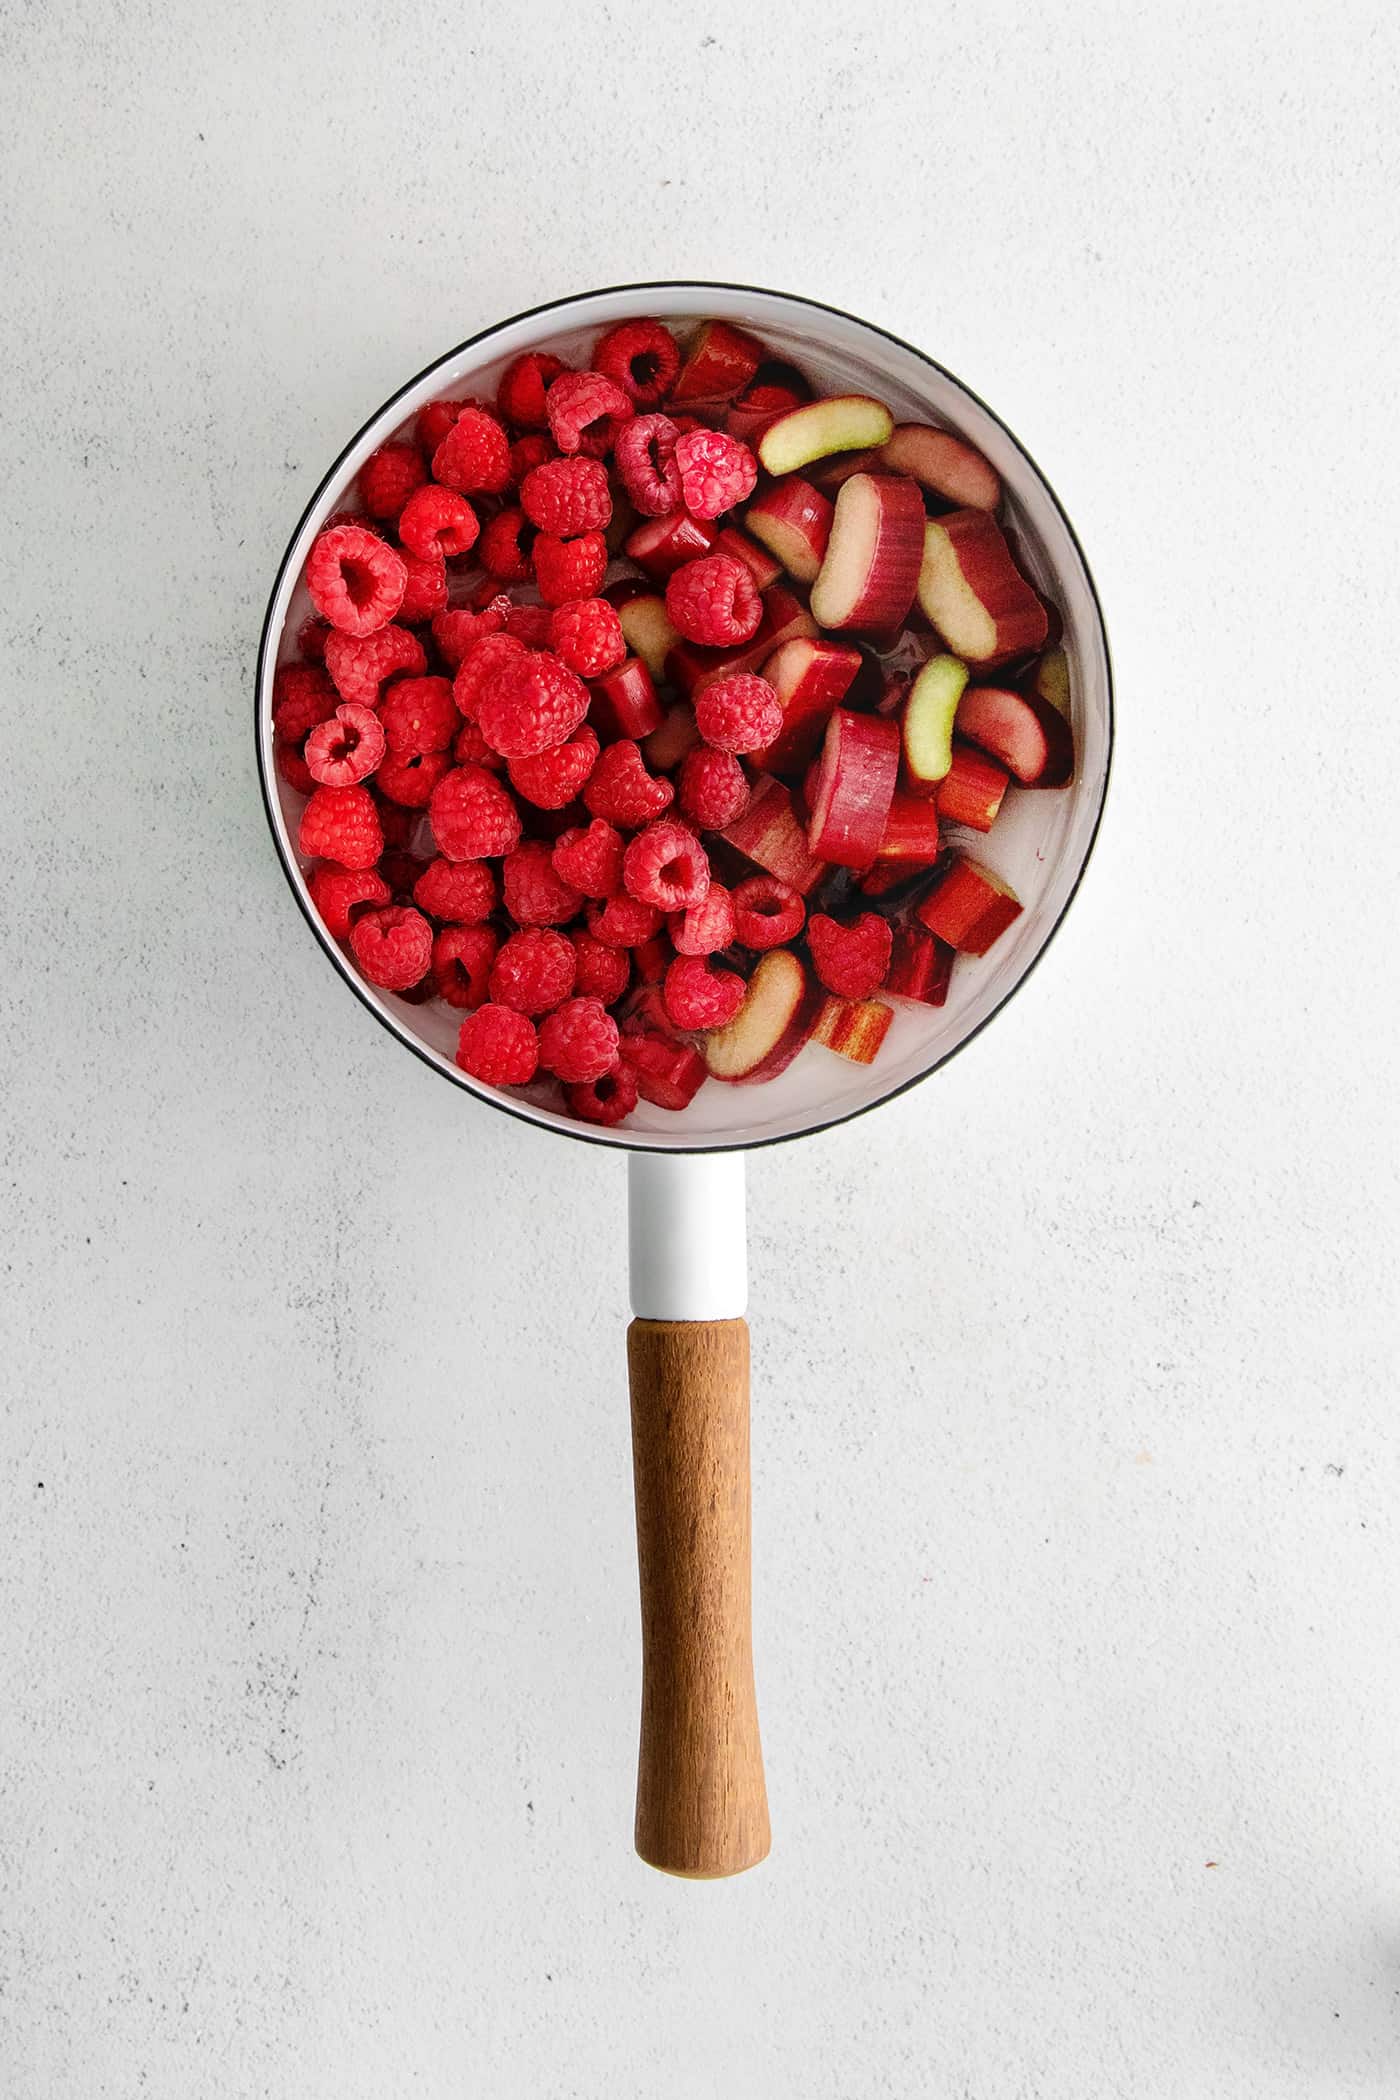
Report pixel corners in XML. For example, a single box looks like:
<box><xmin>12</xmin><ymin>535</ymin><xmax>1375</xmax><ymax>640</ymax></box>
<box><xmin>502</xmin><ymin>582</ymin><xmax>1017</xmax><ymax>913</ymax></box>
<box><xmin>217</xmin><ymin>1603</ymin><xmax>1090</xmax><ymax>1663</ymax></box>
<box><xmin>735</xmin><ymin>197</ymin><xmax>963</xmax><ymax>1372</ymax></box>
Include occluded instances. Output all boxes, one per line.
<box><xmin>4</xmin><ymin>4</ymin><xmax>1398</xmax><ymax>2095</ymax></box>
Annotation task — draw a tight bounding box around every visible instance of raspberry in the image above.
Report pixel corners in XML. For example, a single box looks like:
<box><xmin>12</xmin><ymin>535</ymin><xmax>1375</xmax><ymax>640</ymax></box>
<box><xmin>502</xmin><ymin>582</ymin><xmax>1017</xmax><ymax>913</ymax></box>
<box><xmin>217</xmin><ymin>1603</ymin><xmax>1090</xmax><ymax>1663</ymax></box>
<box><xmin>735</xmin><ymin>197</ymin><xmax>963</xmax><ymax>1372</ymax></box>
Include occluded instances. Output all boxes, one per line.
<box><xmin>296</xmin><ymin>616</ymin><xmax>330</xmax><ymax>662</ymax></box>
<box><xmin>397</xmin><ymin>549</ymin><xmax>448</xmax><ymax>623</ymax></box>
<box><xmin>349</xmin><ymin>904</ymin><xmax>432</xmax><ymax>991</ymax></box>
<box><xmin>538</xmin><ymin>997</ymin><xmax>619</xmax><ymax>1083</ymax></box>
<box><xmin>551</xmin><ymin>818</ymin><xmax>624</xmax><ymax>898</ymax></box>
<box><xmin>508</xmin><ymin>722</ymin><xmax>599</xmax><ymax>809</ymax></box>
<box><xmin>379</xmin><ymin>675</ymin><xmax>459</xmax><ymax>756</ymax></box>
<box><xmin>432</xmin><ymin>599</ymin><xmax>510</xmax><ymax>669</ymax></box>
<box><xmin>587</xmin><ymin>894</ymin><xmax>663</xmax><ymax>948</ymax></box>
<box><xmin>489</xmin><ymin>927</ymin><xmax>577</xmax><ymax>1015</ymax></box>
<box><xmin>479</xmin><ymin>508</ymin><xmax>535</xmax><ymax>582</ymax></box>
<box><xmin>695</xmin><ymin>673</ymin><xmax>782</xmax><ymax>755</ymax></box>
<box><xmin>546</xmin><ymin>370</ymin><xmax>633</xmax><ymax>455</ymax></box>
<box><xmin>665</xmin><ymin>555</ymin><xmax>762</xmax><ymax>646</ymax></box>
<box><xmin>503</xmin><ymin>602</ymin><xmax>554</xmax><ymax>647</ymax></box>
<box><xmin>670</xmin><ymin>880</ymin><xmax>736</xmax><ymax>956</ymax></box>
<box><xmin>323</xmin><ymin>623</ymin><xmax>426</xmax><ymax>708</ymax></box>
<box><xmin>309</xmin><ymin>864</ymin><xmax>391</xmax><ymax>940</ymax></box>
<box><xmin>359</xmin><ymin>441</ymin><xmax>426</xmax><ymax>521</ymax></box>
<box><xmin>430</xmin><ymin>763</ymin><xmax>523</xmax><ymax>860</ymax></box>
<box><xmin>432</xmin><ymin>405</ymin><xmax>512</xmax><ymax>495</ymax></box>
<box><xmin>632</xmin><ymin>936</ymin><xmax>672</xmax><ymax>985</ymax></box>
<box><xmin>663</xmin><ymin>954</ymin><xmax>746</xmax><ymax>1031</ymax></box>
<box><xmin>567</xmin><ymin>1062</ymin><xmax>639</xmax><ymax>1126</ymax></box>
<box><xmin>570</xmin><ymin>929</ymin><xmax>631</xmax><ymax>1004</ymax></box>
<box><xmin>305</xmin><ymin>702</ymin><xmax>386</xmax><ymax>787</ymax></box>
<box><xmin>497</xmin><ymin>351</ymin><xmax>568</xmax><ymax>430</ymax></box>
<box><xmin>509</xmin><ymin>432</ymin><xmax>556</xmax><ymax>482</ymax></box>
<box><xmin>376</xmin><ymin>799</ymin><xmax>417</xmax><ymax>851</ymax></box>
<box><xmin>431</xmin><ymin>924</ymin><xmax>497</xmax><ymax>1009</ymax></box>
<box><xmin>678</xmin><ymin>744</ymin><xmax>750</xmax><ymax>828</ymax></box>
<box><xmin>592</xmin><ymin>319</ymin><xmax>681</xmax><ymax>408</ymax></box>
<box><xmin>453</xmin><ymin>631</ymin><xmax>528</xmax><ymax>719</ymax></box>
<box><xmin>807</xmin><ymin>912</ymin><xmax>893</xmax><ymax>1000</ymax></box>
<box><xmin>272</xmin><ymin>662</ymin><xmax>337</xmax><ymax>743</ymax></box>
<box><xmin>415</xmin><ymin>397</ymin><xmax>469</xmax><ymax>454</ymax></box>
<box><xmin>614</xmin><ymin>413</ymin><xmax>682</xmax><ymax>516</ymax></box>
<box><xmin>453</xmin><ymin>720</ymin><xmax>505</xmax><ymax>768</ymax></box>
<box><xmin>548</xmin><ymin>597</ymin><xmax>625</xmax><ymax>678</ymax></box>
<box><xmin>502</xmin><ymin>839</ymin><xmax>582</xmax><ymax>927</ymax></box>
<box><xmin>306</xmin><ymin>524</ymin><xmax>406</xmax><ymax>637</ymax></box>
<box><xmin>398</xmin><ymin>484</ymin><xmax>480</xmax><ymax>561</ymax></box>
<box><xmin>456</xmin><ymin>1003</ymin><xmax>539</xmax><ymax>1086</ymax></box>
<box><xmin>374</xmin><ymin>747</ymin><xmax>452</xmax><ymax>808</ymax></box>
<box><xmin>673</xmin><ymin>429</ymin><xmax>758</xmax><ymax>518</ymax></box>
<box><xmin>532</xmin><ymin>531</ymin><xmax>607</xmax><ymax>609</ymax></box>
<box><xmin>477</xmin><ymin>649</ymin><xmax>590</xmax><ymax>759</ymax></box>
<box><xmin>277</xmin><ymin>741</ymin><xmax>314</xmax><ymax>794</ymax></box>
<box><xmin>732</xmin><ymin>874</ymin><xmax>806</xmax><ymax>949</ymax></box>
<box><xmin>583</xmin><ymin>739</ymin><xmax>674</xmax><ymax>827</ymax></box>
<box><xmin>623</xmin><ymin>819</ymin><xmax>711</xmax><ymax>911</ymax></box>
<box><xmin>520</xmin><ymin>456</ymin><xmax>612</xmax><ymax>535</ymax></box>
<box><xmin>412</xmin><ymin>855</ymin><xmax>496</xmax><ymax>922</ymax></box>
<box><xmin>378</xmin><ymin>848</ymin><xmax>427</xmax><ymax>901</ymax></box>
<box><xmin>298</xmin><ymin>783</ymin><xmax>383</xmax><ymax>869</ymax></box>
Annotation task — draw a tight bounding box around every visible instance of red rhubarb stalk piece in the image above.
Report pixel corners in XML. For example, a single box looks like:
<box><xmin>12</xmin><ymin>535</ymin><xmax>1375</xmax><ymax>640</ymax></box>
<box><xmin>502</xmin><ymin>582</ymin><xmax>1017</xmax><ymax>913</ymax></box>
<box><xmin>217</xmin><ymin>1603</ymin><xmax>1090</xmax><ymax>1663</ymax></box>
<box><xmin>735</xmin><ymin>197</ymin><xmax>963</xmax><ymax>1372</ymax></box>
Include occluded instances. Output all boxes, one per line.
<box><xmin>954</xmin><ymin>683</ymin><xmax>1074</xmax><ymax>787</ymax></box>
<box><xmin>667</xmin><ymin>582</ymin><xmax>817</xmax><ymax>697</ymax></box>
<box><xmin>876</xmin><ymin>792</ymin><xmax>942</xmax><ymax>864</ymax></box>
<box><xmin>721</xmin><ymin>774</ymin><xmax>828</xmax><ymax>894</ymax></box>
<box><xmin>743</xmin><ymin>476</ymin><xmax>834</xmax><ymax>585</ymax></box>
<box><xmin>624</xmin><ymin>509</ymin><xmax>718</xmax><ymax>581</ymax></box>
<box><xmin>934</xmin><ymin>742</ymin><xmax>1010</xmax><ymax>832</ymax></box>
<box><xmin>809</xmin><ymin>473</ymin><xmax>926</xmax><ymax>633</ymax></box>
<box><xmin>752</xmin><ymin>636</ymin><xmax>863</xmax><ymax>774</ymax></box>
<box><xmin>885</xmin><ymin>924</ymin><xmax>953</xmax><ymax>1006</ymax></box>
<box><xmin>589</xmin><ymin>656</ymin><xmax>665</xmax><ymax>741</ymax></box>
<box><xmin>805</xmin><ymin>709</ymin><xmax>901</xmax><ymax>869</ymax></box>
<box><xmin>702</xmin><ymin>949</ymin><xmax>822</xmax><ymax>1083</ymax></box>
<box><xmin>812</xmin><ymin>995</ymin><xmax>895</xmax><ymax>1065</ymax></box>
<box><xmin>916</xmin><ymin>857</ymin><xmax>1023</xmax><ymax>956</ymax></box>
<box><xmin>623</xmin><ymin>1029</ymin><xmax>708</xmax><ymax>1110</ymax></box>
<box><xmin>671</xmin><ymin>320</ymin><xmax>765</xmax><ymax>407</ymax></box>
<box><xmin>916</xmin><ymin>509</ymin><xmax>1049</xmax><ymax>667</ymax></box>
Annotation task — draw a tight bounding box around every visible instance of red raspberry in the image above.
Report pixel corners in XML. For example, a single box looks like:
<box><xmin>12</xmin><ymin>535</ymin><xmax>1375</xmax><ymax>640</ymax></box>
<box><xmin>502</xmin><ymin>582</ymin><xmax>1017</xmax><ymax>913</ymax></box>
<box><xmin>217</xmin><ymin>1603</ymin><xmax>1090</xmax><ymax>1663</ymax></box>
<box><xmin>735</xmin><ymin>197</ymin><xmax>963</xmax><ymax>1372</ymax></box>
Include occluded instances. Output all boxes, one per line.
<box><xmin>507</xmin><ymin>722</ymin><xmax>599</xmax><ymax>809</ymax></box>
<box><xmin>549</xmin><ymin>597</ymin><xmax>625</xmax><ymax>678</ymax></box>
<box><xmin>532</xmin><ymin>531</ymin><xmax>607</xmax><ymax>608</ymax></box>
<box><xmin>497</xmin><ymin>351</ymin><xmax>568</xmax><ymax>430</ymax></box>
<box><xmin>520</xmin><ymin>456</ymin><xmax>612</xmax><ymax>535</ymax></box>
<box><xmin>695</xmin><ymin>673</ymin><xmax>782</xmax><ymax>755</ymax></box>
<box><xmin>567</xmin><ymin>1061</ymin><xmax>640</xmax><ymax>1125</ymax></box>
<box><xmin>509</xmin><ymin>432</ymin><xmax>556</xmax><ymax>482</ymax></box>
<box><xmin>453</xmin><ymin>720</ymin><xmax>505</xmax><ymax>768</ymax></box>
<box><xmin>614</xmin><ymin>413</ymin><xmax>682</xmax><ymax>516</ymax></box>
<box><xmin>376</xmin><ymin>799</ymin><xmax>417</xmax><ymax>851</ymax></box>
<box><xmin>669</xmin><ymin>880</ymin><xmax>736</xmax><ymax>956</ymax></box>
<box><xmin>360</xmin><ymin>441</ymin><xmax>426</xmax><ymax>521</ymax></box>
<box><xmin>632</xmin><ymin>936</ymin><xmax>673</xmax><ymax>985</ymax></box>
<box><xmin>272</xmin><ymin>661</ymin><xmax>337</xmax><ymax>743</ymax></box>
<box><xmin>538</xmin><ymin>997</ymin><xmax>619</xmax><ymax>1083</ymax></box>
<box><xmin>305</xmin><ymin>702</ymin><xmax>386</xmax><ymax>787</ymax></box>
<box><xmin>501</xmin><ymin>839</ymin><xmax>582</xmax><ymax>926</ymax></box>
<box><xmin>551</xmin><ymin>818</ymin><xmax>624</xmax><ymax>898</ymax></box>
<box><xmin>306</xmin><ymin>524</ymin><xmax>406</xmax><ymax>636</ymax></box>
<box><xmin>570</xmin><ymin>928</ymin><xmax>631</xmax><ymax>1004</ymax></box>
<box><xmin>663</xmin><ymin>954</ymin><xmax>746</xmax><ymax>1031</ymax></box>
<box><xmin>479</xmin><ymin>508</ymin><xmax>535</xmax><ymax>582</ymax></box>
<box><xmin>477</xmin><ymin>649</ymin><xmax>590</xmax><ymax>759</ymax></box>
<box><xmin>277</xmin><ymin>741</ymin><xmax>314</xmax><ymax>794</ymax></box>
<box><xmin>398</xmin><ymin>485</ymin><xmax>480</xmax><ymax>561</ymax></box>
<box><xmin>456</xmin><ymin>1003</ymin><xmax>539</xmax><ymax>1085</ymax></box>
<box><xmin>296</xmin><ymin>616</ymin><xmax>330</xmax><ymax>662</ymax></box>
<box><xmin>430</xmin><ymin>763</ymin><xmax>522</xmax><ymax>859</ymax></box>
<box><xmin>309</xmin><ymin>864</ymin><xmax>391</xmax><ymax>940</ymax></box>
<box><xmin>503</xmin><ymin>603</ymin><xmax>554</xmax><ymax>647</ymax></box>
<box><xmin>432</xmin><ymin>924</ymin><xmax>497</xmax><ymax>1009</ymax></box>
<box><xmin>673</xmin><ymin>429</ymin><xmax>758</xmax><ymax>518</ymax></box>
<box><xmin>592</xmin><ymin>319</ymin><xmax>681</xmax><ymax>408</ymax></box>
<box><xmin>587</xmin><ymin>894</ymin><xmax>663</xmax><ymax>948</ymax></box>
<box><xmin>323</xmin><ymin>624</ymin><xmax>426</xmax><ymax>708</ymax></box>
<box><xmin>732</xmin><ymin>874</ymin><xmax>806</xmax><ymax>949</ymax></box>
<box><xmin>623</xmin><ymin>819</ymin><xmax>711</xmax><ymax>911</ymax></box>
<box><xmin>546</xmin><ymin>369</ymin><xmax>633</xmax><ymax>455</ymax></box>
<box><xmin>807</xmin><ymin>912</ymin><xmax>893</xmax><ymax>1000</ymax></box>
<box><xmin>377</xmin><ymin>849</ymin><xmax>427</xmax><ymax>902</ymax></box>
<box><xmin>413</xmin><ymin>855</ymin><xmax>496</xmax><ymax>922</ymax></box>
<box><xmin>374</xmin><ymin>747</ymin><xmax>452</xmax><ymax>807</ymax></box>
<box><xmin>379</xmin><ymin>675</ymin><xmax>459</xmax><ymax>756</ymax></box>
<box><xmin>665</xmin><ymin>555</ymin><xmax>762</xmax><ymax>646</ymax></box>
<box><xmin>583</xmin><ymin>739</ymin><xmax>674</xmax><ymax>827</ymax></box>
<box><xmin>433</xmin><ymin>599</ymin><xmax>510</xmax><ymax>669</ymax></box>
<box><xmin>416</xmin><ymin>397</ymin><xmax>469</xmax><ymax>454</ymax></box>
<box><xmin>432</xmin><ymin>405</ymin><xmax>512</xmax><ymax>494</ymax></box>
<box><xmin>349</xmin><ymin>904</ymin><xmax>432</xmax><ymax>991</ymax></box>
<box><xmin>678</xmin><ymin>745</ymin><xmax>750</xmax><ymax>828</ymax></box>
<box><xmin>397</xmin><ymin>549</ymin><xmax>448</xmax><ymax>623</ymax></box>
<box><xmin>298</xmin><ymin>783</ymin><xmax>383</xmax><ymax>869</ymax></box>
<box><xmin>453</xmin><ymin>631</ymin><xmax>528</xmax><ymax>719</ymax></box>
<box><xmin>489</xmin><ymin>927</ymin><xmax>578</xmax><ymax>1014</ymax></box>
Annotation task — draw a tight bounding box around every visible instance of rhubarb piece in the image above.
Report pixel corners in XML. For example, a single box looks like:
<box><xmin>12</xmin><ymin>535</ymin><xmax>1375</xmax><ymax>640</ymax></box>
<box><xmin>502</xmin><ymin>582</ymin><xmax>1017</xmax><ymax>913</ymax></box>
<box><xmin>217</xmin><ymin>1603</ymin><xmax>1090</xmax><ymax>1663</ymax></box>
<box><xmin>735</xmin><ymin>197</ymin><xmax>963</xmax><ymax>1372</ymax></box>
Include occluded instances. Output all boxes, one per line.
<box><xmin>743</xmin><ymin>477</ymin><xmax>833</xmax><ymax>585</ymax></box>
<box><xmin>876</xmin><ymin>792</ymin><xmax>942</xmax><ymax>863</ymax></box>
<box><xmin>752</xmin><ymin>637</ymin><xmax>862</xmax><ymax>774</ymax></box>
<box><xmin>671</xmin><ymin>320</ymin><xmax>765</xmax><ymax>407</ymax></box>
<box><xmin>885</xmin><ymin>924</ymin><xmax>953</xmax><ymax>1006</ymax></box>
<box><xmin>613</xmin><ymin>589</ymin><xmax>681</xmax><ymax>681</ymax></box>
<box><xmin>809</xmin><ymin>473</ymin><xmax>925</xmax><ymax>633</ymax></box>
<box><xmin>709</xmin><ymin>524</ymin><xmax>784</xmax><ymax>592</ymax></box>
<box><xmin>812</xmin><ymin>995</ymin><xmax>895</xmax><ymax>1064</ymax></box>
<box><xmin>1032</xmin><ymin>644</ymin><xmax>1072</xmax><ymax>719</ymax></box>
<box><xmin>916</xmin><ymin>857</ymin><xmax>1023</xmax><ymax>955</ymax></box>
<box><xmin>806</xmin><ymin>709</ymin><xmax>901</xmax><ymax>869</ymax></box>
<box><xmin>622</xmin><ymin>1028</ymin><xmax>708</xmax><ymax>1110</ymax></box>
<box><xmin>725</xmin><ymin>366</ymin><xmax>810</xmax><ymax>443</ymax></box>
<box><xmin>643</xmin><ymin>703</ymin><xmax>702</xmax><ymax>773</ymax></box>
<box><xmin>916</xmin><ymin>510</ymin><xmax>1049</xmax><ymax>667</ymax></box>
<box><xmin>757</xmin><ymin>394</ymin><xmax>895</xmax><ymax>477</ymax></box>
<box><xmin>901</xmin><ymin>653</ymin><xmax>970</xmax><ymax>791</ymax></box>
<box><xmin>721</xmin><ymin>774</ymin><xmax>827</xmax><ymax>894</ymax></box>
<box><xmin>954</xmin><ymin>683</ymin><xmax>1074</xmax><ymax>787</ymax></box>
<box><xmin>702</xmin><ymin>948</ymin><xmax>822</xmax><ymax>1083</ymax></box>
<box><xmin>667</xmin><ymin>582</ymin><xmax>817</xmax><ymax>697</ymax></box>
<box><xmin>588</xmin><ymin>656</ymin><xmax>665</xmax><ymax>741</ymax></box>
<box><xmin>935</xmin><ymin>742</ymin><xmax>1010</xmax><ymax>832</ymax></box>
<box><xmin>877</xmin><ymin>423</ymin><xmax>1001</xmax><ymax>511</ymax></box>
<box><xmin>808</xmin><ymin>447</ymin><xmax>883</xmax><ymax>491</ymax></box>
<box><xmin>624</xmin><ymin>509</ymin><xmax>718</xmax><ymax>581</ymax></box>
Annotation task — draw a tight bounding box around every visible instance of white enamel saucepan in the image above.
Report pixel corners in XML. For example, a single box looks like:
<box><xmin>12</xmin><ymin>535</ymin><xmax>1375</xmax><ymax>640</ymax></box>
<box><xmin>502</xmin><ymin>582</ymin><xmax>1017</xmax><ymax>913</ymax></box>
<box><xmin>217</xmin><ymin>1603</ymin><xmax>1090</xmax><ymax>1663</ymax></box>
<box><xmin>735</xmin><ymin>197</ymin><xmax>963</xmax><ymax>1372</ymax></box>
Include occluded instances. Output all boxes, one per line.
<box><xmin>256</xmin><ymin>282</ymin><xmax>1113</xmax><ymax>1878</ymax></box>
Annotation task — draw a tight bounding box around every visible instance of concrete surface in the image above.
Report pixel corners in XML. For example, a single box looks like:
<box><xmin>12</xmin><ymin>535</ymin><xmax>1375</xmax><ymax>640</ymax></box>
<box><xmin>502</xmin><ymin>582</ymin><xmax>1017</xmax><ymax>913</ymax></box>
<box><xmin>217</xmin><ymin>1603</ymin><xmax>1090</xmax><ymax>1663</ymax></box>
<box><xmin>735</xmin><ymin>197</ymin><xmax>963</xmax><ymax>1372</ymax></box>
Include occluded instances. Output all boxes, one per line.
<box><xmin>3</xmin><ymin>3</ymin><xmax>1398</xmax><ymax>2094</ymax></box>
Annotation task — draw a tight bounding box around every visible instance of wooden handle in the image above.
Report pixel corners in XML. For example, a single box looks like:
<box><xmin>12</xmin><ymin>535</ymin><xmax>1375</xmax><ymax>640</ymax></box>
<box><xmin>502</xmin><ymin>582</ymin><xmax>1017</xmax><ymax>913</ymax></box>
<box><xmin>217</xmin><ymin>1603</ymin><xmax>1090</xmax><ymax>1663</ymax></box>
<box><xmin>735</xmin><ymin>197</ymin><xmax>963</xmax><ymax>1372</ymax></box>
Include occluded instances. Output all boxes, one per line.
<box><xmin>627</xmin><ymin>1317</ymin><xmax>770</xmax><ymax>1878</ymax></box>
